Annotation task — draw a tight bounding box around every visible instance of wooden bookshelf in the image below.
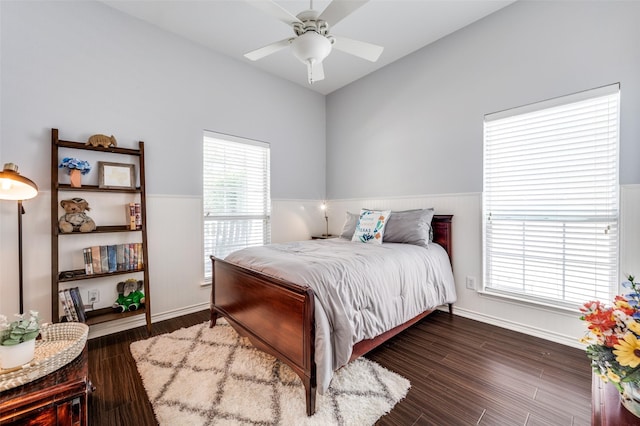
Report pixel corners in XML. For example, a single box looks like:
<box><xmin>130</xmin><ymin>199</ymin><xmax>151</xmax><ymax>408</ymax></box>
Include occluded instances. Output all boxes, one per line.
<box><xmin>51</xmin><ymin>128</ymin><xmax>151</xmax><ymax>333</ymax></box>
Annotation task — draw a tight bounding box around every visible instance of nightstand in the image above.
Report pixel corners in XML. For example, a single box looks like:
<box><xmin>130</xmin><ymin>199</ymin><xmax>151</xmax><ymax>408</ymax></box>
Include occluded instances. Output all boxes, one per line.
<box><xmin>311</xmin><ymin>235</ymin><xmax>338</xmax><ymax>240</ymax></box>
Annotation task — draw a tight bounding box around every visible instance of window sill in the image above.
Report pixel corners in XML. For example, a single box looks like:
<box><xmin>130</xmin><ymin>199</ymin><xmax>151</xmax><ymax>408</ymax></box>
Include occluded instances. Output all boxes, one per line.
<box><xmin>477</xmin><ymin>288</ymin><xmax>581</xmax><ymax>315</ymax></box>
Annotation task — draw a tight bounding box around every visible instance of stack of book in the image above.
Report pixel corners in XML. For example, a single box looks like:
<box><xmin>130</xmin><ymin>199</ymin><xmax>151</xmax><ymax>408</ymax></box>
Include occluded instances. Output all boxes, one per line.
<box><xmin>59</xmin><ymin>287</ymin><xmax>86</xmax><ymax>322</ymax></box>
<box><xmin>82</xmin><ymin>243</ymin><xmax>144</xmax><ymax>275</ymax></box>
<box><xmin>127</xmin><ymin>202</ymin><xmax>142</xmax><ymax>230</ymax></box>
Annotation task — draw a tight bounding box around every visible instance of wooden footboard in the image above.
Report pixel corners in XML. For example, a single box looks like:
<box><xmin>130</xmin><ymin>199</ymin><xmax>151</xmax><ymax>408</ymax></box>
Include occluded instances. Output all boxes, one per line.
<box><xmin>210</xmin><ymin>257</ymin><xmax>317</xmax><ymax>415</ymax></box>
<box><xmin>210</xmin><ymin>214</ymin><xmax>453</xmax><ymax>416</ymax></box>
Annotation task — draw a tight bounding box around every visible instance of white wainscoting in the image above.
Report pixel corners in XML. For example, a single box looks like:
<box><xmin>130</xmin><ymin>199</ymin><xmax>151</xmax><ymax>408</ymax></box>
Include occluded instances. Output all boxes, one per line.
<box><xmin>6</xmin><ymin>190</ymin><xmax>639</xmax><ymax>343</ymax></box>
<box><xmin>327</xmin><ymin>186</ymin><xmax>640</xmax><ymax>349</ymax></box>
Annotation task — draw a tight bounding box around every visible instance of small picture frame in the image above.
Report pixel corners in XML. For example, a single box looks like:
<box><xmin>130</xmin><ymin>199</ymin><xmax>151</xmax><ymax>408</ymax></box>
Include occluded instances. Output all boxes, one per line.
<box><xmin>98</xmin><ymin>162</ymin><xmax>135</xmax><ymax>189</ymax></box>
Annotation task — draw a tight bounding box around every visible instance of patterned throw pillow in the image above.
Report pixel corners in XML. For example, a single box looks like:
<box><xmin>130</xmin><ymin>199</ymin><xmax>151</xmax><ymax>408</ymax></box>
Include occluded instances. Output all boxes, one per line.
<box><xmin>352</xmin><ymin>209</ymin><xmax>391</xmax><ymax>244</ymax></box>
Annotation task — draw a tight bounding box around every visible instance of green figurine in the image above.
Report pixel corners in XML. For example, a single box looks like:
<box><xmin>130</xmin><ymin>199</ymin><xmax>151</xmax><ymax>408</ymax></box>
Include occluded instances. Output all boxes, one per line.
<box><xmin>113</xmin><ymin>278</ymin><xmax>145</xmax><ymax>312</ymax></box>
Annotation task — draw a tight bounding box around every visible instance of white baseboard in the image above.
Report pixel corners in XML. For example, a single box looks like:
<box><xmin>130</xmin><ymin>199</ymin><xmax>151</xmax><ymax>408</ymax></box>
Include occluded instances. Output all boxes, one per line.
<box><xmin>440</xmin><ymin>305</ymin><xmax>585</xmax><ymax>350</ymax></box>
<box><xmin>87</xmin><ymin>302</ymin><xmax>210</xmax><ymax>339</ymax></box>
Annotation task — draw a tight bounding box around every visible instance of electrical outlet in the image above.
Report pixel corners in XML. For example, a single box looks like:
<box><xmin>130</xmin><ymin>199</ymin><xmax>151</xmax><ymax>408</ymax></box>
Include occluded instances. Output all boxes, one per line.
<box><xmin>88</xmin><ymin>289</ymin><xmax>100</xmax><ymax>304</ymax></box>
<box><xmin>466</xmin><ymin>276</ymin><xmax>476</xmax><ymax>290</ymax></box>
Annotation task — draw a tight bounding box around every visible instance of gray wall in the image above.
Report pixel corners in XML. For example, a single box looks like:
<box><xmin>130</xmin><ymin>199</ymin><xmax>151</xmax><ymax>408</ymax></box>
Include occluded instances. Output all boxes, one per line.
<box><xmin>326</xmin><ymin>1</ymin><xmax>640</xmax><ymax>199</ymax></box>
<box><xmin>1</xmin><ymin>0</ymin><xmax>326</xmax><ymax>199</ymax></box>
<box><xmin>0</xmin><ymin>0</ymin><xmax>326</xmax><ymax>322</ymax></box>
<box><xmin>325</xmin><ymin>0</ymin><xmax>640</xmax><ymax>346</ymax></box>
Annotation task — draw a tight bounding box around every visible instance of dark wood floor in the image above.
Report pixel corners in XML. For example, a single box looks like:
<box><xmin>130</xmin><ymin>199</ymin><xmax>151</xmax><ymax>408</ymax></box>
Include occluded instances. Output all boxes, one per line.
<box><xmin>87</xmin><ymin>310</ymin><xmax>591</xmax><ymax>425</ymax></box>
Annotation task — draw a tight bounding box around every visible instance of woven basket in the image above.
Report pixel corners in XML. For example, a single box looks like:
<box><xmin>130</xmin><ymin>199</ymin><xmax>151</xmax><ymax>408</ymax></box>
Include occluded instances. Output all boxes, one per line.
<box><xmin>0</xmin><ymin>322</ymin><xmax>89</xmax><ymax>392</ymax></box>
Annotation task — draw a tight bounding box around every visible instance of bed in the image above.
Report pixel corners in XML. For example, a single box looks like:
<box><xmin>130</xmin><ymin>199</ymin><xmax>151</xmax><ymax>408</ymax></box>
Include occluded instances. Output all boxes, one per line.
<box><xmin>209</xmin><ymin>214</ymin><xmax>455</xmax><ymax>416</ymax></box>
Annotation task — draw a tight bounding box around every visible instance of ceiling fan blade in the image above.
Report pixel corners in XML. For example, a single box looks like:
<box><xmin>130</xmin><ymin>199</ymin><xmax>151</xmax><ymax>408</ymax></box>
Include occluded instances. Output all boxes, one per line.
<box><xmin>318</xmin><ymin>0</ymin><xmax>368</xmax><ymax>27</ymax></box>
<box><xmin>309</xmin><ymin>61</ymin><xmax>325</xmax><ymax>84</ymax></box>
<box><xmin>244</xmin><ymin>38</ymin><xmax>292</xmax><ymax>61</ymax></box>
<box><xmin>332</xmin><ymin>36</ymin><xmax>383</xmax><ymax>62</ymax></box>
<box><xmin>246</xmin><ymin>0</ymin><xmax>302</xmax><ymax>26</ymax></box>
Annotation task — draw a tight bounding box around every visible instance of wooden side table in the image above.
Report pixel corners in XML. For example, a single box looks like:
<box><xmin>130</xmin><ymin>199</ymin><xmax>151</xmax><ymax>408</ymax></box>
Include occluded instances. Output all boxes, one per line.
<box><xmin>592</xmin><ymin>372</ymin><xmax>640</xmax><ymax>425</ymax></box>
<box><xmin>0</xmin><ymin>347</ymin><xmax>91</xmax><ymax>425</ymax></box>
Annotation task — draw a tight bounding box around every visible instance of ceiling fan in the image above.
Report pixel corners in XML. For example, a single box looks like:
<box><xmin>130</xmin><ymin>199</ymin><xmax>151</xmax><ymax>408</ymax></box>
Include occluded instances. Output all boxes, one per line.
<box><xmin>244</xmin><ymin>0</ymin><xmax>384</xmax><ymax>84</ymax></box>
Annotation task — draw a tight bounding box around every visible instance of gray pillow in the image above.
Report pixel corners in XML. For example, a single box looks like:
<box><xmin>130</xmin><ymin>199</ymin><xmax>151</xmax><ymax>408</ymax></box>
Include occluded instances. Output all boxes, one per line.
<box><xmin>340</xmin><ymin>208</ymin><xmax>435</xmax><ymax>246</ymax></box>
<box><xmin>339</xmin><ymin>211</ymin><xmax>360</xmax><ymax>239</ymax></box>
<box><xmin>381</xmin><ymin>208</ymin><xmax>435</xmax><ymax>246</ymax></box>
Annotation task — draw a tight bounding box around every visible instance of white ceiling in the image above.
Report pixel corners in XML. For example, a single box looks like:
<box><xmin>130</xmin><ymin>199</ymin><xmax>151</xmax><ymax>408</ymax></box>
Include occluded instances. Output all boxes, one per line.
<box><xmin>101</xmin><ymin>0</ymin><xmax>515</xmax><ymax>95</ymax></box>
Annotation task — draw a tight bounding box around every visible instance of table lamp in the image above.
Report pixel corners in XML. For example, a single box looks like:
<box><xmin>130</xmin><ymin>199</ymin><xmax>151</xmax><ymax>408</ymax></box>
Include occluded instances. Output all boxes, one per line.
<box><xmin>0</xmin><ymin>163</ymin><xmax>38</xmax><ymax>314</ymax></box>
<box><xmin>321</xmin><ymin>201</ymin><xmax>329</xmax><ymax>237</ymax></box>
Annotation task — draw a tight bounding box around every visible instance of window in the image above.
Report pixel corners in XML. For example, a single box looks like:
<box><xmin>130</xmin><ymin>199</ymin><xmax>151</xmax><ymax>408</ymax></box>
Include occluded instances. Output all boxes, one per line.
<box><xmin>483</xmin><ymin>84</ymin><xmax>619</xmax><ymax>308</ymax></box>
<box><xmin>203</xmin><ymin>131</ymin><xmax>271</xmax><ymax>281</ymax></box>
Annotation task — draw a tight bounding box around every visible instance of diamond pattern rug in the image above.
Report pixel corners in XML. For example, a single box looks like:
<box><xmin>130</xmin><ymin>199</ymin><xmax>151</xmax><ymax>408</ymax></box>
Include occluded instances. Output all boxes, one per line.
<box><xmin>130</xmin><ymin>319</ymin><xmax>410</xmax><ymax>425</ymax></box>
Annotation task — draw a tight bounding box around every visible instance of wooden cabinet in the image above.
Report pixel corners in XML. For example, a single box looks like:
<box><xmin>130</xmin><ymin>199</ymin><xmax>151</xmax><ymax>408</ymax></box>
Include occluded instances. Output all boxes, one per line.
<box><xmin>50</xmin><ymin>128</ymin><xmax>151</xmax><ymax>333</ymax></box>
<box><xmin>0</xmin><ymin>348</ymin><xmax>91</xmax><ymax>425</ymax></box>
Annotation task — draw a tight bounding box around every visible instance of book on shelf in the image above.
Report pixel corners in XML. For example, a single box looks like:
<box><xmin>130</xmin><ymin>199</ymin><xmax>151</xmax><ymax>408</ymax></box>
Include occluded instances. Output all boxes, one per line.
<box><xmin>127</xmin><ymin>202</ymin><xmax>142</xmax><ymax>230</ymax></box>
<box><xmin>134</xmin><ymin>203</ymin><xmax>142</xmax><ymax>229</ymax></box>
<box><xmin>83</xmin><ymin>247</ymin><xmax>94</xmax><ymax>275</ymax></box>
<box><xmin>137</xmin><ymin>243</ymin><xmax>143</xmax><ymax>269</ymax></box>
<box><xmin>68</xmin><ymin>287</ymin><xmax>86</xmax><ymax>322</ymax></box>
<box><xmin>58</xmin><ymin>290</ymin><xmax>73</xmax><ymax>322</ymax></box>
<box><xmin>107</xmin><ymin>245</ymin><xmax>117</xmax><ymax>273</ymax></box>
<box><xmin>128</xmin><ymin>203</ymin><xmax>136</xmax><ymax>230</ymax></box>
<box><xmin>91</xmin><ymin>245</ymin><xmax>102</xmax><ymax>274</ymax></box>
<box><xmin>130</xmin><ymin>243</ymin><xmax>137</xmax><ymax>270</ymax></box>
<box><xmin>117</xmin><ymin>244</ymin><xmax>125</xmax><ymax>271</ymax></box>
<box><xmin>100</xmin><ymin>246</ymin><xmax>108</xmax><ymax>273</ymax></box>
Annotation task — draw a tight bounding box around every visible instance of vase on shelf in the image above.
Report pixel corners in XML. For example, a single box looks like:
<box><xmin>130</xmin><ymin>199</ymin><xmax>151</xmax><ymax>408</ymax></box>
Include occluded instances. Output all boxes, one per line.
<box><xmin>0</xmin><ymin>339</ymin><xmax>36</xmax><ymax>370</ymax></box>
<box><xmin>620</xmin><ymin>381</ymin><xmax>640</xmax><ymax>418</ymax></box>
<box><xmin>69</xmin><ymin>169</ymin><xmax>82</xmax><ymax>187</ymax></box>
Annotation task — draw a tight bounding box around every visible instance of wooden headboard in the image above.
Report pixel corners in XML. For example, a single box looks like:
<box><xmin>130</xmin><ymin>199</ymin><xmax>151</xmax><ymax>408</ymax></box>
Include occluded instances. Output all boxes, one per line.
<box><xmin>432</xmin><ymin>215</ymin><xmax>453</xmax><ymax>265</ymax></box>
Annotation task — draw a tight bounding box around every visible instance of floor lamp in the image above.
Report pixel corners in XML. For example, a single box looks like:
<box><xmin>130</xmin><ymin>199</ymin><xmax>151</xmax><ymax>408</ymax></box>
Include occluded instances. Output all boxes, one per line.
<box><xmin>0</xmin><ymin>163</ymin><xmax>38</xmax><ymax>314</ymax></box>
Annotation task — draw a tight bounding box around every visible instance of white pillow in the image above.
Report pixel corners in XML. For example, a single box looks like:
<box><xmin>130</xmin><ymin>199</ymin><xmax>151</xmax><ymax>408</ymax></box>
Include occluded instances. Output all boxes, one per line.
<box><xmin>352</xmin><ymin>209</ymin><xmax>391</xmax><ymax>244</ymax></box>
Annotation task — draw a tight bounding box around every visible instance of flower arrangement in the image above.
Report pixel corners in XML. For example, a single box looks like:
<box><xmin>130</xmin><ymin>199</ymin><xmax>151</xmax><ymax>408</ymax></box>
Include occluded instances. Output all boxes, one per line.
<box><xmin>580</xmin><ymin>275</ymin><xmax>640</xmax><ymax>392</ymax></box>
<box><xmin>59</xmin><ymin>157</ymin><xmax>91</xmax><ymax>175</ymax></box>
<box><xmin>0</xmin><ymin>311</ymin><xmax>41</xmax><ymax>346</ymax></box>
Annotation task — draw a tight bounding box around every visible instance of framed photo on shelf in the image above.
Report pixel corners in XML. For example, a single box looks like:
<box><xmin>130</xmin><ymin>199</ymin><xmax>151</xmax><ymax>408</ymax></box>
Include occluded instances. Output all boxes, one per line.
<box><xmin>98</xmin><ymin>162</ymin><xmax>135</xmax><ymax>189</ymax></box>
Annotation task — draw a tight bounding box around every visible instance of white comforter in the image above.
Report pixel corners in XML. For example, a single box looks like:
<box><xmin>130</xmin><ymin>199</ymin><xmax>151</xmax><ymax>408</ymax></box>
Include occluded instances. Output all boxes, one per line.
<box><xmin>225</xmin><ymin>238</ymin><xmax>457</xmax><ymax>393</ymax></box>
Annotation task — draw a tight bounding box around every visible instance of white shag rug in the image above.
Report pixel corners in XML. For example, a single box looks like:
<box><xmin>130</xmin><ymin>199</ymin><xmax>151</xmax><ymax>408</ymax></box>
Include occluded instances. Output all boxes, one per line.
<box><xmin>130</xmin><ymin>320</ymin><xmax>410</xmax><ymax>425</ymax></box>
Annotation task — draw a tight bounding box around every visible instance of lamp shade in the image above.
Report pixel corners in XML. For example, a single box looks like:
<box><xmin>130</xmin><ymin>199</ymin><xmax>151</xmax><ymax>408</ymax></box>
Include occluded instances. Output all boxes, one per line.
<box><xmin>0</xmin><ymin>163</ymin><xmax>38</xmax><ymax>200</ymax></box>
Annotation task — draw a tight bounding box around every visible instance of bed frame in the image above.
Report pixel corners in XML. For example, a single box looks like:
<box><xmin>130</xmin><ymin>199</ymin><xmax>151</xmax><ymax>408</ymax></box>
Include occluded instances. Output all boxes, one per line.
<box><xmin>210</xmin><ymin>214</ymin><xmax>453</xmax><ymax>416</ymax></box>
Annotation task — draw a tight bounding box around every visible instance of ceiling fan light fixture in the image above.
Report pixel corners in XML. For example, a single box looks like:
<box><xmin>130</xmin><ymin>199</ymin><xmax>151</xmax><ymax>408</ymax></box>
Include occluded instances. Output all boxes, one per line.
<box><xmin>291</xmin><ymin>31</ymin><xmax>332</xmax><ymax>65</ymax></box>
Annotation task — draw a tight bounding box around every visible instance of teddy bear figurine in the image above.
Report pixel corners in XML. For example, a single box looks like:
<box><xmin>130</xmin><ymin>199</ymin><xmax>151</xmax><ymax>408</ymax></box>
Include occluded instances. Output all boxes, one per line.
<box><xmin>113</xmin><ymin>279</ymin><xmax>145</xmax><ymax>312</ymax></box>
<box><xmin>58</xmin><ymin>198</ymin><xmax>97</xmax><ymax>233</ymax></box>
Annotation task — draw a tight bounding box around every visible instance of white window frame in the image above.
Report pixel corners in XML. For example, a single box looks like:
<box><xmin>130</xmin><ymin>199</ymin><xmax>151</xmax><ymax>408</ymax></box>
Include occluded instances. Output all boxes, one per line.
<box><xmin>202</xmin><ymin>131</ymin><xmax>271</xmax><ymax>282</ymax></box>
<box><xmin>482</xmin><ymin>84</ymin><xmax>620</xmax><ymax>309</ymax></box>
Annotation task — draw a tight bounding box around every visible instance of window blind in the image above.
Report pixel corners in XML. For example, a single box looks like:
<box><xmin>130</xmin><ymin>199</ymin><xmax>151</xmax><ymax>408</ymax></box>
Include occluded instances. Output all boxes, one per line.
<box><xmin>483</xmin><ymin>84</ymin><xmax>619</xmax><ymax>308</ymax></box>
<box><xmin>203</xmin><ymin>131</ymin><xmax>271</xmax><ymax>280</ymax></box>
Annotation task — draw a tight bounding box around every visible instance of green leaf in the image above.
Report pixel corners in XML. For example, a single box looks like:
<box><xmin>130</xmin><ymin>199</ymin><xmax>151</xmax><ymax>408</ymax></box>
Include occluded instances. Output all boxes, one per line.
<box><xmin>21</xmin><ymin>331</ymin><xmax>39</xmax><ymax>341</ymax></box>
<box><xmin>1</xmin><ymin>339</ymin><xmax>21</xmax><ymax>346</ymax></box>
<box><xmin>621</xmin><ymin>367</ymin><xmax>640</xmax><ymax>383</ymax></box>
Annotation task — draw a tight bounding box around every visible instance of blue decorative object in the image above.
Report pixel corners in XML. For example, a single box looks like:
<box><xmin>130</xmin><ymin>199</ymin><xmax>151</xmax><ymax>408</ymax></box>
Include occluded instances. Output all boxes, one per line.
<box><xmin>59</xmin><ymin>158</ymin><xmax>91</xmax><ymax>175</ymax></box>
